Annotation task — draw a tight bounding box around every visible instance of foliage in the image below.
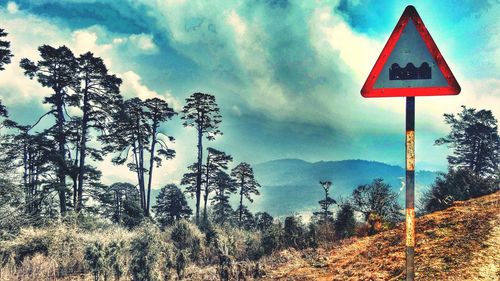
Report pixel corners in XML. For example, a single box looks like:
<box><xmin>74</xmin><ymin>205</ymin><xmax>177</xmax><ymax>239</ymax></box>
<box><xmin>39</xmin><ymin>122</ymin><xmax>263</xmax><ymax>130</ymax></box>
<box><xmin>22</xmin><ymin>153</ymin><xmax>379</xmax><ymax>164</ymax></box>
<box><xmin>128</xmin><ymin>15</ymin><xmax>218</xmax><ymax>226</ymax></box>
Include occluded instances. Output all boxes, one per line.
<box><xmin>0</xmin><ymin>28</ymin><xmax>13</xmax><ymax>71</ymax></box>
<box><xmin>202</xmin><ymin>148</ymin><xmax>233</xmax><ymax>219</ymax></box>
<box><xmin>20</xmin><ymin>44</ymin><xmax>80</xmax><ymax>214</ymax></box>
<box><xmin>181</xmin><ymin>92</ymin><xmax>222</xmax><ymax>223</ymax></box>
<box><xmin>422</xmin><ymin>167</ymin><xmax>499</xmax><ymax>212</ymax></box>
<box><xmin>351</xmin><ymin>178</ymin><xmax>402</xmax><ymax>225</ymax></box>
<box><xmin>435</xmin><ymin>105</ymin><xmax>499</xmax><ymax>177</ymax></box>
<box><xmin>231</xmin><ymin>162</ymin><xmax>260</xmax><ymax>228</ymax></box>
<box><xmin>313</xmin><ymin>181</ymin><xmax>337</xmax><ymax>224</ymax></box>
<box><xmin>211</xmin><ymin>170</ymin><xmax>236</xmax><ymax>225</ymax></box>
<box><xmin>254</xmin><ymin>212</ymin><xmax>274</xmax><ymax>232</ymax></box>
<box><xmin>170</xmin><ymin>220</ymin><xmax>204</xmax><ymax>262</ymax></box>
<box><xmin>73</xmin><ymin>51</ymin><xmax>122</xmax><ymax>212</ymax></box>
<box><xmin>104</xmin><ymin>97</ymin><xmax>176</xmax><ymax>217</ymax></box>
<box><xmin>130</xmin><ymin>223</ymin><xmax>163</xmax><ymax>281</ymax></box>
<box><xmin>334</xmin><ymin>201</ymin><xmax>356</xmax><ymax>239</ymax></box>
<box><xmin>153</xmin><ymin>184</ymin><xmax>192</xmax><ymax>229</ymax></box>
<box><xmin>283</xmin><ymin>216</ymin><xmax>306</xmax><ymax>249</ymax></box>
<box><xmin>261</xmin><ymin>222</ymin><xmax>283</xmax><ymax>255</ymax></box>
<box><xmin>84</xmin><ymin>241</ymin><xmax>105</xmax><ymax>281</ymax></box>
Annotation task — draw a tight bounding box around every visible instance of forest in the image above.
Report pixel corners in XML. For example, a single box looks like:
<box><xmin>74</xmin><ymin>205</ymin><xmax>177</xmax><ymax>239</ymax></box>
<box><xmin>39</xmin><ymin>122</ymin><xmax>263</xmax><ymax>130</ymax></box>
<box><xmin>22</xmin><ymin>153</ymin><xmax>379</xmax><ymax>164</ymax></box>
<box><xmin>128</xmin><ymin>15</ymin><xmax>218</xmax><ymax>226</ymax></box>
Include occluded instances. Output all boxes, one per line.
<box><xmin>0</xmin><ymin>25</ymin><xmax>499</xmax><ymax>281</ymax></box>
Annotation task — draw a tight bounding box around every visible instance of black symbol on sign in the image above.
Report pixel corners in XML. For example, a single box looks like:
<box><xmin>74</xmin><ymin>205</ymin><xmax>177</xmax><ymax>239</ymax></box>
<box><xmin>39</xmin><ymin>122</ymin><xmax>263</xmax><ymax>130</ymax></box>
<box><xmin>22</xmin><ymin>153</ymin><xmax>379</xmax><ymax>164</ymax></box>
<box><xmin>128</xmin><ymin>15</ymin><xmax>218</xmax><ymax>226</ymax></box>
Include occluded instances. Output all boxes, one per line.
<box><xmin>389</xmin><ymin>62</ymin><xmax>431</xmax><ymax>80</ymax></box>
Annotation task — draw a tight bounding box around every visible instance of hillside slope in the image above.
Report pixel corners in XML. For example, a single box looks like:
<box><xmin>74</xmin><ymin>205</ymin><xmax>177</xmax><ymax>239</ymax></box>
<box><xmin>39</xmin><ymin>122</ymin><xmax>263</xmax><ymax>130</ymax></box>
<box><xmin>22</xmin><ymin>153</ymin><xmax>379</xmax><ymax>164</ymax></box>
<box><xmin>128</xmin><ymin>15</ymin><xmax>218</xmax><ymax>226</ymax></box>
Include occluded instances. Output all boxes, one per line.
<box><xmin>265</xmin><ymin>191</ymin><xmax>500</xmax><ymax>280</ymax></box>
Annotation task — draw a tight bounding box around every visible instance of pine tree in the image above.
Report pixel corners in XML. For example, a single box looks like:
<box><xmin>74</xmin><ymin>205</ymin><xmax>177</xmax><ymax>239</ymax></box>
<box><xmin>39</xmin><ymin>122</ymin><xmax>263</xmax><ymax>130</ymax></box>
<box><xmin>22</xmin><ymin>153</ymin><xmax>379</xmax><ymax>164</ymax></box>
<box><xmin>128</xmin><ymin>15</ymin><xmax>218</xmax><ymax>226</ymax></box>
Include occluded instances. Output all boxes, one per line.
<box><xmin>202</xmin><ymin>148</ymin><xmax>232</xmax><ymax>218</ymax></box>
<box><xmin>435</xmin><ymin>105</ymin><xmax>499</xmax><ymax>176</ymax></box>
<box><xmin>104</xmin><ymin>97</ymin><xmax>176</xmax><ymax>216</ymax></box>
<box><xmin>181</xmin><ymin>92</ymin><xmax>222</xmax><ymax>223</ymax></box>
<box><xmin>153</xmin><ymin>184</ymin><xmax>192</xmax><ymax>228</ymax></box>
<box><xmin>255</xmin><ymin>212</ymin><xmax>274</xmax><ymax>232</ymax></box>
<box><xmin>334</xmin><ymin>201</ymin><xmax>356</xmax><ymax>239</ymax></box>
<box><xmin>20</xmin><ymin>45</ymin><xmax>79</xmax><ymax>214</ymax></box>
<box><xmin>313</xmin><ymin>181</ymin><xmax>336</xmax><ymax>223</ymax></box>
<box><xmin>74</xmin><ymin>52</ymin><xmax>122</xmax><ymax>211</ymax></box>
<box><xmin>0</xmin><ymin>27</ymin><xmax>13</xmax><ymax>118</ymax></box>
<box><xmin>211</xmin><ymin>170</ymin><xmax>236</xmax><ymax>225</ymax></box>
<box><xmin>143</xmin><ymin>98</ymin><xmax>176</xmax><ymax>215</ymax></box>
<box><xmin>231</xmin><ymin>162</ymin><xmax>260</xmax><ymax>228</ymax></box>
<box><xmin>0</xmin><ymin>28</ymin><xmax>13</xmax><ymax>71</ymax></box>
<box><xmin>1</xmin><ymin>121</ymin><xmax>58</xmax><ymax>216</ymax></box>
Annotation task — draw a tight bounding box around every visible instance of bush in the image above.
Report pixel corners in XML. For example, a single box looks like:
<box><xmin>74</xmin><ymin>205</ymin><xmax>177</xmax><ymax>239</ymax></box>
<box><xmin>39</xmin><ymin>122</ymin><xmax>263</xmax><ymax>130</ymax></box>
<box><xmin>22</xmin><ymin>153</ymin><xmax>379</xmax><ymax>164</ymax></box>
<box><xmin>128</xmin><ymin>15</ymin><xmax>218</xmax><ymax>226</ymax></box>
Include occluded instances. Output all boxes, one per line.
<box><xmin>283</xmin><ymin>216</ymin><xmax>306</xmax><ymax>249</ymax></box>
<box><xmin>423</xmin><ymin>168</ymin><xmax>499</xmax><ymax>213</ymax></box>
<box><xmin>169</xmin><ymin>220</ymin><xmax>204</xmax><ymax>262</ymax></box>
<box><xmin>130</xmin><ymin>223</ymin><xmax>163</xmax><ymax>281</ymax></box>
<box><xmin>84</xmin><ymin>241</ymin><xmax>105</xmax><ymax>281</ymax></box>
<box><xmin>334</xmin><ymin>202</ymin><xmax>356</xmax><ymax>239</ymax></box>
<box><xmin>261</xmin><ymin>222</ymin><xmax>282</xmax><ymax>255</ymax></box>
<box><xmin>105</xmin><ymin>240</ymin><xmax>126</xmax><ymax>281</ymax></box>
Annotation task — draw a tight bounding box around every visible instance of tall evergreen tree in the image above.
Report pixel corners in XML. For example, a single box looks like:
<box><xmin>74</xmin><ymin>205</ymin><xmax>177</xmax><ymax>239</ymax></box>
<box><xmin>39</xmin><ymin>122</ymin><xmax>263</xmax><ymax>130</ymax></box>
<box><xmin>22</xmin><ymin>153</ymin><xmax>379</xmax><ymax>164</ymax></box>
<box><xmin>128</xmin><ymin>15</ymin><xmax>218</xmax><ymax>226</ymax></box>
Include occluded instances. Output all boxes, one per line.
<box><xmin>0</xmin><ymin>28</ymin><xmax>13</xmax><ymax>71</ymax></box>
<box><xmin>0</xmin><ymin>27</ymin><xmax>13</xmax><ymax>118</ymax></box>
<box><xmin>210</xmin><ymin>170</ymin><xmax>236</xmax><ymax>225</ymax></box>
<box><xmin>313</xmin><ymin>181</ymin><xmax>337</xmax><ymax>223</ymax></box>
<box><xmin>99</xmin><ymin>182</ymin><xmax>144</xmax><ymax>229</ymax></box>
<box><xmin>435</xmin><ymin>106</ymin><xmax>499</xmax><ymax>177</ymax></box>
<box><xmin>181</xmin><ymin>92</ymin><xmax>221</xmax><ymax>223</ymax></box>
<box><xmin>202</xmin><ymin>148</ymin><xmax>232</xmax><ymax>218</ymax></box>
<box><xmin>1</xmin><ymin>121</ymin><xmax>56</xmax><ymax>216</ymax></box>
<box><xmin>153</xmin><ymin>184</ymin><xmax>192</xmax><ymax>228</ymax></box>
<box><xmin>334</xmin><ymin>201</ymin><xmax>356</xmax><ymax>239</ymax></box>
<box><xmin>104</xmin><ymin>97</ymin><xmax>175</xmax><ymax>216</ymax></box>
<box><xmin>231</xmin><ymin>162</ymin><xmax>260</xmax><ymax>228</ymax></box>
<box><xmin>74</xmin><ymin>52</ymin><xmax>122</xmax><ymax>211</ymax></box>
<box><xmin>143</xmin><ymin>98</ymin><xmax>176</xmax><ymax>214</ymax></box>
<box><xmin>20</xmin><ymin>45</ymin><xmax>79</xmax><ymax>214</ymax></box>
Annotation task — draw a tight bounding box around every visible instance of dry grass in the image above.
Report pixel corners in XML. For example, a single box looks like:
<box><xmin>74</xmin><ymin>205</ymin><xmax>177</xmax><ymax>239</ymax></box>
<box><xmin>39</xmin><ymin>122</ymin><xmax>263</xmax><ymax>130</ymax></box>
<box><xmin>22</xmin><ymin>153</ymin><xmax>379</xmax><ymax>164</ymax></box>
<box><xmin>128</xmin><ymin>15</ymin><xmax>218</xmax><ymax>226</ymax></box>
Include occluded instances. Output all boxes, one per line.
<box><xmin>265</xmin><ymin>191</ymin><xmax>500</xmax><ymax>281</ymax></box>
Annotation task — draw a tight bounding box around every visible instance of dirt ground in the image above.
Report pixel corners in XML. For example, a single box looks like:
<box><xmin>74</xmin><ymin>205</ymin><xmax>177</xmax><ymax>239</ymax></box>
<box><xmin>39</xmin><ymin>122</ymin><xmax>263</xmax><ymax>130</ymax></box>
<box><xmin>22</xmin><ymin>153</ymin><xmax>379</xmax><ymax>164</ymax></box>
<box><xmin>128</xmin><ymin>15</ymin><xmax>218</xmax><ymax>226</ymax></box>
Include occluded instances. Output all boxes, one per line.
<box><xmin>265</xmin><ymin>191</ymin><xmax>500</xmax><ymax>281</ymax></box>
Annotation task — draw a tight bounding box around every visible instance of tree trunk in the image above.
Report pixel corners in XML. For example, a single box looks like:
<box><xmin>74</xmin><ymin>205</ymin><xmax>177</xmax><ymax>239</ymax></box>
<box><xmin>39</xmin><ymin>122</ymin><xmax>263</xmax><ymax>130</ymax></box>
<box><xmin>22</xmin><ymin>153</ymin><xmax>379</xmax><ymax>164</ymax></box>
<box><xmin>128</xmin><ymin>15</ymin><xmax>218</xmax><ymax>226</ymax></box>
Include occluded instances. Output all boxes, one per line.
<box><xmin>76</xmin><ymin>87</ymin><xmax>89</xmax><ymax>212</ymax></box>
<box><xmin>23</xmin><ymin>142</ymin><xmax>29</xmax><ymax>214</ymax></box>
<box><xmin>132</xmin><ymin>143</ymin><xmax>144</xmax><ymax>210</ymax></box>
<box><xmin>56</xmin><ymin>96</ymin><xmax>67</xmax><ymax>214</ymax></box>
<box><xmin>238</xmin><ymin>176</ymin><xmax>244</xmax><ymax>228</ymax></box>
<box><xmin>203</xmin><ymin>150</ymin><xmax>211</xmax><ymax>219</ymax></box>
<box><xmin>195</xmin><ymin>126</ymin><xmax>203</xmax><ymax>224</ymax></box>
<box><xmin>146</xmin><ymin>123</ymin><xmax>158</xmax><ymax>216</ymax></box>
<box><xmin>138</xmin><ymin>122</ymin><xmax>147</xmax><ymax>216</ymax></box>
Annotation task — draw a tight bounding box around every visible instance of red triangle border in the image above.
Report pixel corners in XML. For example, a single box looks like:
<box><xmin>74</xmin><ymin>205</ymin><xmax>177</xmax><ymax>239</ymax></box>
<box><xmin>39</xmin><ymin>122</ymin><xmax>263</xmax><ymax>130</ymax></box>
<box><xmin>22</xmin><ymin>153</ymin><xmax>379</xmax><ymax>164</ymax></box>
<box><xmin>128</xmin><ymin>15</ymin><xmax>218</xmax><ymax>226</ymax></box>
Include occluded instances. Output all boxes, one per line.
<box><xmin>361</xmin><ymin>5</ymin><xmax>461</xmax><ymax>98</ymax></box>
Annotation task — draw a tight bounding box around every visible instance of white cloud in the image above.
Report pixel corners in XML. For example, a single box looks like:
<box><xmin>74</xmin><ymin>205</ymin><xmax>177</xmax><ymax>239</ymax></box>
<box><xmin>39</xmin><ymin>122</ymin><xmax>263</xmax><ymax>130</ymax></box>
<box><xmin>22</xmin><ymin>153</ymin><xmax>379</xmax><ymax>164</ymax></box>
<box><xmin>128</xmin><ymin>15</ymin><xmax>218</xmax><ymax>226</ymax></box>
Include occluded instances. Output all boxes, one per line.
<box><xmin>128</xmin><ymin>33</ymin><xmax>158</xmax><ymax>53</ymax></box>
<box><xmin>119</xmin><ymin>70</ymin><xmax>182</xmax><ymax>111</ymax></box>
<box><xmin>6</xmin><ymin>2</ymin><xmax>18</xmax><ymax>14</ymax></box>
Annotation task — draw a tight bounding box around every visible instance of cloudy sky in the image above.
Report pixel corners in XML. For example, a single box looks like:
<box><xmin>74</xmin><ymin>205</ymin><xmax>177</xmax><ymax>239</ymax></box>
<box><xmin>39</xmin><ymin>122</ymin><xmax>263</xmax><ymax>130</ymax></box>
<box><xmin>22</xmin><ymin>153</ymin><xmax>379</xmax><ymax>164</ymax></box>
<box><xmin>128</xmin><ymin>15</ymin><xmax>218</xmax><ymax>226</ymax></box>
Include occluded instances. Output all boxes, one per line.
<box><xmin>0</xmin><ymin>0</ymin><xmax>499</xmax><ymax>187</ymax></box>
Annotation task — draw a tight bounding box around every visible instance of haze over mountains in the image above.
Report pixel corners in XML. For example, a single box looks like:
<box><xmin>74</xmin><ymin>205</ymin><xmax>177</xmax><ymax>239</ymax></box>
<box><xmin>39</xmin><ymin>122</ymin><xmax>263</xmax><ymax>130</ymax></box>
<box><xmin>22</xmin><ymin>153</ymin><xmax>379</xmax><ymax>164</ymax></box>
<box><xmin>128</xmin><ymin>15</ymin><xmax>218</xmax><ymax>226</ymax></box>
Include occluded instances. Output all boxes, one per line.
<box><xmin>154</xmin><ymin>158</ymin><xmax>440</xmax><ymax>218</ymax></box>
<box><xmin>247</xmin><ymin>159</ymin><xmax>439</xmax><ymax>217</ymax></box>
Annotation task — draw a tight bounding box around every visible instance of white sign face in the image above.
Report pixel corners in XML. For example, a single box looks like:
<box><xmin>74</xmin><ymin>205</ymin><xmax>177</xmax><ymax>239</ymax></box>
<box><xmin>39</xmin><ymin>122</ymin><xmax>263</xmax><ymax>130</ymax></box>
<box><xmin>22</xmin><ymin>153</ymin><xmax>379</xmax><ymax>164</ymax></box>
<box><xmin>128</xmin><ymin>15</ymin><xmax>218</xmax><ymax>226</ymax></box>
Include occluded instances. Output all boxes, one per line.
<box><xmin>374</xmin><ymin>21</ymin><xmax>448</xmax><ymax>89</ymax></box>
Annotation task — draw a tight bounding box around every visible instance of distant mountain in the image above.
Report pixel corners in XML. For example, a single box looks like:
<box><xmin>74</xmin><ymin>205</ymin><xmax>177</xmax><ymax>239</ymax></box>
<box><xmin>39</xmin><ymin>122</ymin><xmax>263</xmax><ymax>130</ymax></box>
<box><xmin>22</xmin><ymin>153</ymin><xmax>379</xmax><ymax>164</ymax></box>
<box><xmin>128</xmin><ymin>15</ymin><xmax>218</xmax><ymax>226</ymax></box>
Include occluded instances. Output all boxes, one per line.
<box><xmin>152</xmin><ymin>159</ymin><xmax>440</xmax><ymax>218</ymax></box>
<box><xmin>247</xmin><ymin>159</ymin><xmax>439</xmax><ymax>217</ymax></box>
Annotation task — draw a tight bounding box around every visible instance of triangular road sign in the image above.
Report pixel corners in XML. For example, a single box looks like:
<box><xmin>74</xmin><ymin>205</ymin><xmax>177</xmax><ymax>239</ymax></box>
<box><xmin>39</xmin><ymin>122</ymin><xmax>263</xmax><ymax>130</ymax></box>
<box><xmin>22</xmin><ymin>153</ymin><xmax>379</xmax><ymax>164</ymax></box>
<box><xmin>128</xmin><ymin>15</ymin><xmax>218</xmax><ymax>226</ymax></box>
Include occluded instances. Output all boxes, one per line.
<box><xmin>361</xmin><ymin>5</ymin><xmax>460</xmax><ymax>98</ymax></box>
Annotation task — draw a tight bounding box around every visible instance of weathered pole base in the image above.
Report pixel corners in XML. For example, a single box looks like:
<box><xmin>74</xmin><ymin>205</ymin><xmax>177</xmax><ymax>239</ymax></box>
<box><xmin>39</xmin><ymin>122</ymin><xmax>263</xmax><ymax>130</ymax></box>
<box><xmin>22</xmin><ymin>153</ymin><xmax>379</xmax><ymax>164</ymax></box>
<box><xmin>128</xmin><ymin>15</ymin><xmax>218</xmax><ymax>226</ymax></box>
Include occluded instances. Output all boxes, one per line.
<box><xmin>405</xmin><ymin>97</ymin><xmax>416</xmax><ymax>281</ymax></box>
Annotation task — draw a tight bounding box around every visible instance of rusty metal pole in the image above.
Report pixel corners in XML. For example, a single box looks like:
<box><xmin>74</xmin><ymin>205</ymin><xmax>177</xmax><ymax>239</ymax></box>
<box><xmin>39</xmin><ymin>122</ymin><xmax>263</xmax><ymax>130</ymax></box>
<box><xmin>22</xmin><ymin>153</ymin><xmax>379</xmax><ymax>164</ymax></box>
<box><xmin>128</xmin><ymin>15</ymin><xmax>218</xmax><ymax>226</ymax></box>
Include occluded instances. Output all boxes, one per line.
<box><xmin>405</xmin><ymin>97</ymin><xmax>416</xmax><ymax>281</ymax></box>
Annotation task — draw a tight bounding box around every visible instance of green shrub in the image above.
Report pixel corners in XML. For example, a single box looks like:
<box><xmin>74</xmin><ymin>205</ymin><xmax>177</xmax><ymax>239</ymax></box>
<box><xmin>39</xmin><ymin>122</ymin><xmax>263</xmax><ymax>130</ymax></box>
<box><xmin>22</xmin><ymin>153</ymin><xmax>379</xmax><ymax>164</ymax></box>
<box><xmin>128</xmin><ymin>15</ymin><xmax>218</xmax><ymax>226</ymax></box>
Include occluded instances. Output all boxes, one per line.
<box><xmin>105</xmin><ymin>240</ymin><xmax>126</xmax><ymax>280</ymax></box>
<box><xmin>130</xmin><ymin>223</ymin><xmax>163</xmax><ymax>281</ymax></box>
<box><xmin>170</xmin><ymin>220</ymin><xmax>204</xmax><ymax>262</ymax></box>
<box><xmin>84</xmin><ymin>241</ymin><xmax>105</xmax><ymax>281</ymax></box>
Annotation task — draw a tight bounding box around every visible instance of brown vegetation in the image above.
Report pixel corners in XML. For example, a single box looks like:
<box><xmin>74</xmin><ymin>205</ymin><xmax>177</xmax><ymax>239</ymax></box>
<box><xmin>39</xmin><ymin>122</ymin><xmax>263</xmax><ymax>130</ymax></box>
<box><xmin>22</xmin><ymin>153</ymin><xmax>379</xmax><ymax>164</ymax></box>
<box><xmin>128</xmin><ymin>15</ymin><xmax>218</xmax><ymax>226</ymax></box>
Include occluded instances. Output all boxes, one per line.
<box><xmin>265</xmin><ymin>190</ymin><xmax>500</xmax><ymax>280</ymax></box>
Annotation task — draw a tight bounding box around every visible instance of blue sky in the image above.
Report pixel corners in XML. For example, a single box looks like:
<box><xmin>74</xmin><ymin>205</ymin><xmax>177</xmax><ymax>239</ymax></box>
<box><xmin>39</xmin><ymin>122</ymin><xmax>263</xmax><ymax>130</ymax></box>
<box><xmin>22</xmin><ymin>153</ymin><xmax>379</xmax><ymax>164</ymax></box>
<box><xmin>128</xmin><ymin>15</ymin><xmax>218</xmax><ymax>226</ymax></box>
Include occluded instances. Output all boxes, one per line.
<box><xmin>0</xmin><ymin>0</ymin><xmax>499</xmax><ymax>187</ymax></box>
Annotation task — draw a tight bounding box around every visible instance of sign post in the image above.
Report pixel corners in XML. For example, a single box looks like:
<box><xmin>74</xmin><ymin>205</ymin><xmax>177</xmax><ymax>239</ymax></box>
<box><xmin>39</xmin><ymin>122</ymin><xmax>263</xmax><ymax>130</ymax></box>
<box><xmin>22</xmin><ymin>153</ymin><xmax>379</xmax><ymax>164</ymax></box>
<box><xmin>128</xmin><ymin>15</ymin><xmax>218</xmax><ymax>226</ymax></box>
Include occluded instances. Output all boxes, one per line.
<box><xmin>360</xmin><ymin>5</ymin><xmax>460</xmax><ymax>280</ymax></box>
<box><xmin>405</xmin><ymin>97</ymin><xmax>415</xmax><ymax>280</ymax></box>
